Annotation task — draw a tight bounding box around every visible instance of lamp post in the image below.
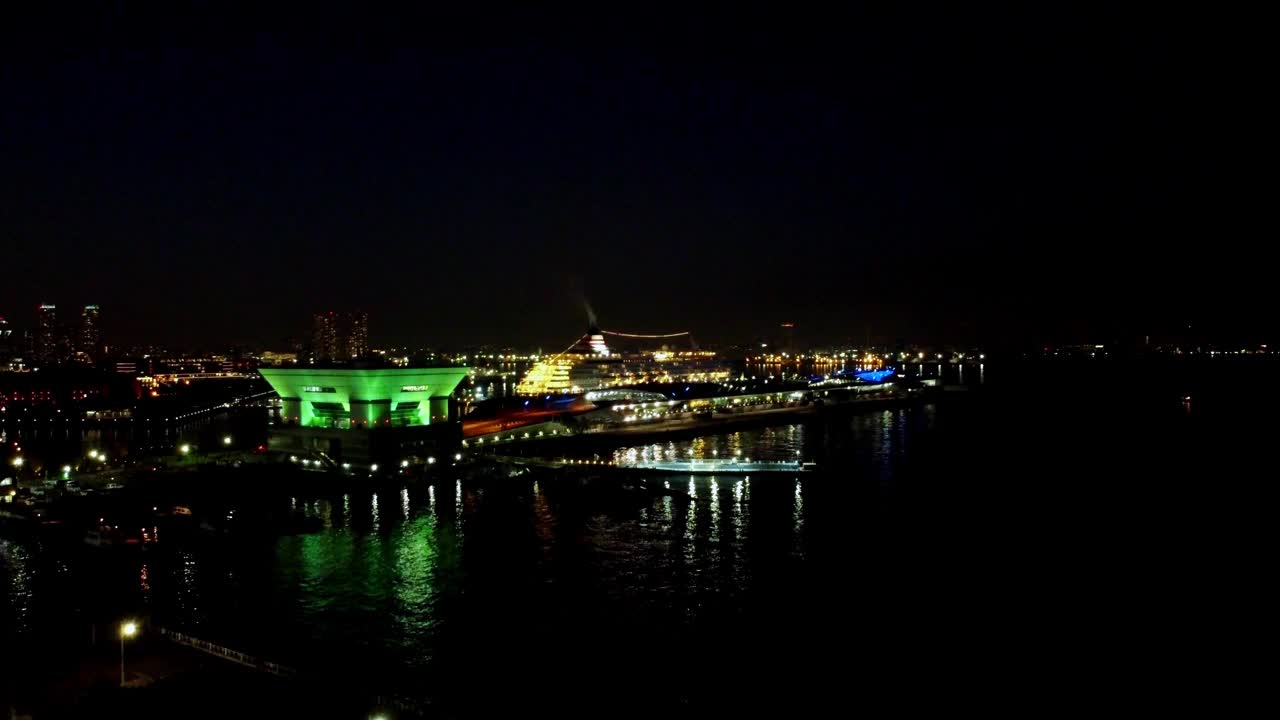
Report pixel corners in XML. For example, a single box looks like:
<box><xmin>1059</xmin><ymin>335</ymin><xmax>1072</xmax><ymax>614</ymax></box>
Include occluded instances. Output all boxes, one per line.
<box><xmin>120</xmin><ymin>621</ymin><xmax>137</xmax><ymax>685</ymax></box>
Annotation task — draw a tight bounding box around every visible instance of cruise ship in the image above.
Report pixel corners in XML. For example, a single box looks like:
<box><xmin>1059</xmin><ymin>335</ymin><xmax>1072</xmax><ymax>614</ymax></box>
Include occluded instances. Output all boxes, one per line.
<box><xmin>515</xmin><ymin>327</ymin><xmax>732</xmax><ymax>396</ymax></box>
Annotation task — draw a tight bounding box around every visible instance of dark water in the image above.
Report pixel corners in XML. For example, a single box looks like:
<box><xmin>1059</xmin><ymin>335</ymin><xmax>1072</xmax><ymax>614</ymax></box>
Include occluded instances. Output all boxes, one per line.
<box><xmin>2</xmin><ymin>358</ymin><xmax>1268</xmax><ymax>715</ymax></box>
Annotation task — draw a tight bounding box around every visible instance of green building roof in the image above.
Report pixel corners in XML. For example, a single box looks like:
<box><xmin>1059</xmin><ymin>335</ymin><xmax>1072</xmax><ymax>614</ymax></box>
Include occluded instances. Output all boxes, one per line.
<box><xmin>259</xmin><ymin>366</ymin><xmax>470</xmax><ymax>428</ymax></box>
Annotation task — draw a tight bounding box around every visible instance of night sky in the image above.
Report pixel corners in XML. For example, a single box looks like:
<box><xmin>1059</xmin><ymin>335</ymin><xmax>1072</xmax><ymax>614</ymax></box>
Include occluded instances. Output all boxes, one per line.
<box><xmin>2</xmin><ymin>7</ymin><xmax>1269</xmax><ymax>350</ymax></box>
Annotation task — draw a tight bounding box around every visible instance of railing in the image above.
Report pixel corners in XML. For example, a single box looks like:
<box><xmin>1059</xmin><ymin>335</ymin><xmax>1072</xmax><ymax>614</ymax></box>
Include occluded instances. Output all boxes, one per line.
<box><xmin>495</xmin><ymin>456</ymin><xmax>813</xmax><ymax>473</ymax></box>
<box><xmin>158</xmin><ymin>627</ymin><xmax>439</xmax><ymax>717</ymax></box>
<box><xmin>629</xmin><ymin>459</ymin><xmax>809</xmax><ymax>473</ymax></box>
<box><xmin>157</xmin><ymin>627</ymin><xmax>297</xmax><ymax>677</ymax></box>
<box><xmin>373</xmin><ymin>694</ymin><xmax>432</xmax><ymax>717</ymax></box>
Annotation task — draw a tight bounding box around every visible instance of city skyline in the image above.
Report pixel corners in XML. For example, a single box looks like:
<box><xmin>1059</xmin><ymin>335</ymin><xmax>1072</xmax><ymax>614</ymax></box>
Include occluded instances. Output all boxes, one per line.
<box><xmin>0</xmin><ymin>294</ymin><xmax>1268</xmax><ymax>356</ymax></box>
<box><xmin>3</xmin><ymin>8</ymin><xmax>1271</xmax><ymax>349</ymax></box>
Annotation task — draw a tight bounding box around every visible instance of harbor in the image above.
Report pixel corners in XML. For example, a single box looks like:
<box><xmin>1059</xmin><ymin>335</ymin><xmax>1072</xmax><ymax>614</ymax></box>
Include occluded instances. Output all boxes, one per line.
<box><xmin>3</xmin><ymin>17</ymin><xmax>1254</xmax><ymax>716</ymax></box>
<box><xmin>2</xmin><ymin>313</ymin><xmax>986</xmax><ymax>719</ymax></box>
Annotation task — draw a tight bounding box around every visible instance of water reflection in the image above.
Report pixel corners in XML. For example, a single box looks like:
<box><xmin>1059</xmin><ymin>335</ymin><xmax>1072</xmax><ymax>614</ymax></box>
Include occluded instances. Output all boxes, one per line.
<box><xmin>0</xmin><ymin>540</ymin><xmax>33</xmax><ymax>630</ymax></box>
<box><xmin>3</xmin><ymin>405</ymin><xmax>947</xmax><ymax>706</ymax></box>
<box><xmin>709</xmin><ymin>478</ymin><xmax>720</xmax><ymax>543</ymax></box>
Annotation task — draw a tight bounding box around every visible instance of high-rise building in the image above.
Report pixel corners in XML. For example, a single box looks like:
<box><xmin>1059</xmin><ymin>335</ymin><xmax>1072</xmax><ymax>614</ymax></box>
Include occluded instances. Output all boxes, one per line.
<box><xmin>312</xmin><ymin>312</ymin><xmax>340</xmax><ymax>362</ymax></box>
<box><xmin>36</xmin><ymin>304</ymin><xmax>57</xmax><ymax>365</ymax></box>
<box><xmin>348</xmin><ymin>311</ymin><xmax>369</xmax><ymax>358</ymax></box>
<box><xmin>81</xmin><ymin>304</ymin><xmax>101</xmax><ymax>360</ymax></box>
<box><xmin>0</xmin><ymin>315</ymin><xmax>14</xmax><ymax>366</ymax></box>
<box><xmin>311</xmin><ymin>311</ymin><xmax>369</xmax><ymax>362</ymax></box>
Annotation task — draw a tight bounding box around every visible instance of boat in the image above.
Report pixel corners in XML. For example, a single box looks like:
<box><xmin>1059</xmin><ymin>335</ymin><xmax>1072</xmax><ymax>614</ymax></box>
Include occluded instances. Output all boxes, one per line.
<box><xmin>516</xmin><ymin>325</ymin><xmax>733</xmax><ymax>396</ymax></box>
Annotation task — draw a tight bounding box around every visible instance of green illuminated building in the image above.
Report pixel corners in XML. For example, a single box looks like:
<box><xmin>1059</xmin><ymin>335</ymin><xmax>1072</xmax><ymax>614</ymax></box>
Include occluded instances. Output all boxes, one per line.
<box><xmin>258</xmin><ymin>366</ymin><xmax>470</xmax><ymax>467</ymax></box>
<box><xmin>259</xmin><ymin>367</ymin><xmax>469</xmax><ymax>428</ymax></box>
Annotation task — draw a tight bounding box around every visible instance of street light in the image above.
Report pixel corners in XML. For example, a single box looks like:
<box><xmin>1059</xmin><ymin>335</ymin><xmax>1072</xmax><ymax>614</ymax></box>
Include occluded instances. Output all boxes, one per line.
<box><xmin>120</xmin><ymin>620</ymin><xmax>138</xmax><ymax>685</ymax></box>
<box><xmin>179</xmin><ymin>444</ymin><xmax>191</xmax><ymax>455</ymax></box>
<box><xmin>11</xmin><ymin>457</ymin><xmax>23</xmax><ymax>468</ymax></box>
<box><xmin>222</xmin><ymin>436</ymin><xmax>232</xmax><ymax>446</ymax></box>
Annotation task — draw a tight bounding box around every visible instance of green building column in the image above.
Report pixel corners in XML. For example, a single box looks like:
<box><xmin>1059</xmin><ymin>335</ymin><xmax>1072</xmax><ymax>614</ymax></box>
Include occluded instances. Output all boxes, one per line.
<box><xmin>429</xmin><ymin>396</ymin><xmax>450</xmax><ymax>423</ymax></box>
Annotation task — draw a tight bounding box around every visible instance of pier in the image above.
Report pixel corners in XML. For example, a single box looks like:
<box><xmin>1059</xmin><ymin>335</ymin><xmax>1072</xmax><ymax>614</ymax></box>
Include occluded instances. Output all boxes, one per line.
<box><xmin>157</xmin><ymin>627</ymin><xmax>296</xmax><ymax>677</ymax></box>
<box><xmin>485</xmin><ymin>455</ymin><xmax>815</xmax><ymax>475</ymax></box>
